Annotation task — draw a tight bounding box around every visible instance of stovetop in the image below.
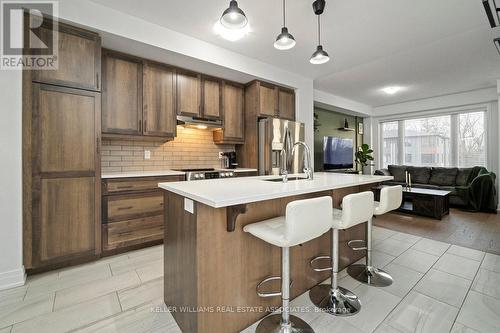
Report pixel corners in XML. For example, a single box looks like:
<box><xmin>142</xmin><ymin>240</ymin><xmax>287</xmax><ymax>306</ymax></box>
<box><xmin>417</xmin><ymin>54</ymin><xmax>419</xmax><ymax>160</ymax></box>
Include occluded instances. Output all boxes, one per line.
<box><xmin>173</xmin><ymin>168</ymin><xmax>235</xmax><ymax>181</ymax></box>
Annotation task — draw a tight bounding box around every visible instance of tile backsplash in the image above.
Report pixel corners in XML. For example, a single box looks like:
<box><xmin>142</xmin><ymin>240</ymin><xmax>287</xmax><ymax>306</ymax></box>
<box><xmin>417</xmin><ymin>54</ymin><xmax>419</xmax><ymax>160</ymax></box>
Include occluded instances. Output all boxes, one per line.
<box><xmin>101</xmin><ymin>127</ymin><xmax>235</xmax><ymax>173</ymax></box>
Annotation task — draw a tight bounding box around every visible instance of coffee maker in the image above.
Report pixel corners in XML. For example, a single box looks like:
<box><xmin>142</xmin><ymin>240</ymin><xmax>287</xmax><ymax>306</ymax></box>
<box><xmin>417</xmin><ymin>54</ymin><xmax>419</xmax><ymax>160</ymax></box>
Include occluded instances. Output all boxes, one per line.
<box><xmin>220</xmin><ymin>151</ymin><xmax>238</xmax><ymax>169</ymax></box>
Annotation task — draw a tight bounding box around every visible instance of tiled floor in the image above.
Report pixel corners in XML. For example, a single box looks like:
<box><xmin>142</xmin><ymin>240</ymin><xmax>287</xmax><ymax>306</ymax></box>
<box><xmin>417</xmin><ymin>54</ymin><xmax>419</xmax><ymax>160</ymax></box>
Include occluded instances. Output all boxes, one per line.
<box><xmin>1</xmin><ymin>227</ymin><xmax>499</xmax><ymax>333</ymax></box>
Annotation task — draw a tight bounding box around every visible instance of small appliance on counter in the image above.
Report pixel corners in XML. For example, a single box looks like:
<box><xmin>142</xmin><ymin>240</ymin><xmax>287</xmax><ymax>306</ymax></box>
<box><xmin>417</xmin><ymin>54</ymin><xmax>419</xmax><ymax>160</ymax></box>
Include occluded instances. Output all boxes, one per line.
<box><xmin>219</xmin><ymin>151</ymin><xmax>238</xmax><ymax>169</ymax></box>
<box><xmin>172</xmin><ymin>168</ymin><xmax>236</xmax><ymax>181</ymax></box>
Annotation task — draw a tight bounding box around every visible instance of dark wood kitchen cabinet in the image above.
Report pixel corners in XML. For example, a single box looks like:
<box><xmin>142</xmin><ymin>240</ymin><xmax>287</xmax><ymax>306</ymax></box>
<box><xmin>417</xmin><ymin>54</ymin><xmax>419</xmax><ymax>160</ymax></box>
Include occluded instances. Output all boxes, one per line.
<box><xmin>101</xmin><ymin>175</ymin><xmax>183</xmax><ymax>254</ymax></box>
<box><xmin>244</xmin><ymin>80</ymin><xmax>295</xmax><ymax>120</ymax></box>
<box><xmin>202</xmin><ymin>76</ymin><xmax>221</xmax><ymax>119</ymax></box>
<box><xmin>101</xmin><ymin>50</ymin><xmax>143</xmax><ymax>136</ymax></box>
<box><xmin>26</xmin><ymin>84</ymin><xmax>101</xmax><ymax>270</ymax></box>
<box><xmin>30</xmin><ymin>16</ymin><xmax>101</xmax><ymax>91</ymax></box>
<box><xmin>143</xmin><ymin>62</ymin><xmax>177</xmax><ymax>138</ymax></box>
<box><xmin>277</xmin><ymin>87</ymin><xmax>295</xmax><ymax>120</ymax></box>
<box><xmin>213</xmin><ymin>82</ymin><xmax>244</xmax><ymax>144</ymax></box>
<box><xmin>176</xmin><ymin>70</ymin><xmax>201</xmax><ymax>117</ymax></box>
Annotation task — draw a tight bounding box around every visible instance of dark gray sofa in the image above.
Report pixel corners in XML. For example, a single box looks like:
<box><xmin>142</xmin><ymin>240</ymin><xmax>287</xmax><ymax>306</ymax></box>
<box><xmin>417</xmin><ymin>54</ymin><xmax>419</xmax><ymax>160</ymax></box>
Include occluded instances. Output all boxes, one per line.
<box><xmin>375</xmin><ymin>165</ymin><xmax>497</xmax><ymax>212</ymax></box>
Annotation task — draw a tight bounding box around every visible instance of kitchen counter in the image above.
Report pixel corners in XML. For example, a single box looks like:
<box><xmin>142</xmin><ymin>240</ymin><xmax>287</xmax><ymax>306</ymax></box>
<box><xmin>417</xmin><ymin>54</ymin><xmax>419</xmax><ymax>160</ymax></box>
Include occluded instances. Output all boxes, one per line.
<box><xmin>102</xmin><ymin>170</ymin><xmax>185</xmax><ymax>179</ymax></box>
<box><xmin>159</xmin><ymin>172</ymin><xmax>393</xmax><ymax>208</ymax></box>
<box><xmin>216</xmin><ymin>168</ymin><xmax>258</xmax><ymax>173</ymax></box>
<box><xmin>160</xmin><ymin>172</ymin><xmax>392</xmax><ymax>333</ymax></box>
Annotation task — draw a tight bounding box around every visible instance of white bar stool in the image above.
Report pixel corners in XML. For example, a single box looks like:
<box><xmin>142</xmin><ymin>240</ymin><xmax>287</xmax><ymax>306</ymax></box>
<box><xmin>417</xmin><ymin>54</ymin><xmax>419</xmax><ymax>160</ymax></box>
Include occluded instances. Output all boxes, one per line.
<box><xmin>243</xmin><ymin>196</ymin><xmax>334</xmax><ymax>333</ymax></box>
<box><xmin>309</xmin><ymin>191</ymin><xmax>374</xmax><ymax>316</ymax></box>
<box><xmin>347</xmin><ymin>185</ymin><xmax>403</xmax><ymax>287</ymax></box>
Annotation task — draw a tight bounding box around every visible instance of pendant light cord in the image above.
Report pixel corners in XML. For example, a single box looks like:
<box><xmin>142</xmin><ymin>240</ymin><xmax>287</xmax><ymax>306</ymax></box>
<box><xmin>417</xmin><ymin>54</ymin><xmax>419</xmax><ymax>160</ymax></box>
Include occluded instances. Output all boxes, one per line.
<box><xmin>283</xmin><ymin>0</ymin><xmax>286</xmax><ymax>27</ymax></box>
<box><xmin>317</xmin><ymin>15</ymin><xmax>321</xmax><ymax>45</ymax></box>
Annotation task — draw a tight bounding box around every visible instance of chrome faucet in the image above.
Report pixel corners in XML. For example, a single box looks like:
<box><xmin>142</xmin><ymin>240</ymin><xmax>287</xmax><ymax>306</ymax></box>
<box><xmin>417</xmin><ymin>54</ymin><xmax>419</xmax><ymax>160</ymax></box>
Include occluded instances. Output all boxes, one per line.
<box><xmin>280</xmin><ymin>127</ymin><xmax>293</xmax><ymax>183</ymax></box>
<box><xmin>292</xmin><ymin>141</ymin><xmax>314</xmax><ymax>180</ymax></box>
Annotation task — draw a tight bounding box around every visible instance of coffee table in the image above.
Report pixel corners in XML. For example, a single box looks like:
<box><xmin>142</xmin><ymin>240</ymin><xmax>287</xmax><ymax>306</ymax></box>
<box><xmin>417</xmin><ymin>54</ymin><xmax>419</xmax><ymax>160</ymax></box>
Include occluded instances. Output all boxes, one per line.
<box><xmin>372</xmin><ymin>186</ymin><xmax>451</xmax><ymax>220</ymax></box>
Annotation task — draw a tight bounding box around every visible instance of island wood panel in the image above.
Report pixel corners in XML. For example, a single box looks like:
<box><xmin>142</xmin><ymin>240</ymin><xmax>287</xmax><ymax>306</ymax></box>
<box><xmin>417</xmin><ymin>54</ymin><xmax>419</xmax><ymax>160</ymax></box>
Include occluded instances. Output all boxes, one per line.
<box><xmin>164</xmin><ymin>185</ymin><xmax>368</xmax><ymax>333</ymax></box>
<box><xmin>101</xmin><ymin>50</ymin><xmax>143</xmax><ymax>135</ymax></box>
<box><xmin>202</xmin><ymin>77</ymin><xmax>221</xmax><ymax>119</ymax></box>
<box><xmin>30</xmin><ymin>16</ymin><xmax>101</xmax><ymax>91</ymax></box>
<box><xmin>143</xmin><ymin>62</ymin><xmax>176</xmax><ymax>137</ymax></box>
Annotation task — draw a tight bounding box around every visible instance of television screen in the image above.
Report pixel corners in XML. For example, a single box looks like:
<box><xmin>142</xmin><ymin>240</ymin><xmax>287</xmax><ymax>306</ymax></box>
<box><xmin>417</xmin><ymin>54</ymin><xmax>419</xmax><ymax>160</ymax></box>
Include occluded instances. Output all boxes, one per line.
<box><xmin>323</xmin><ymin>137</ymin><xmax>354</xmax><ymax>169</ymax></box>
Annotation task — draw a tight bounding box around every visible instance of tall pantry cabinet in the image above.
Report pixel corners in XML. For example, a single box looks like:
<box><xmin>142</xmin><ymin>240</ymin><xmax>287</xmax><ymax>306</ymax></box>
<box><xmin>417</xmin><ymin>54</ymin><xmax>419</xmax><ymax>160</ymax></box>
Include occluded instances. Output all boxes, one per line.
<box><xmin>23</xmin><ymin>15</ymin><xmax>102</xmax><ymax>271</ymax></box>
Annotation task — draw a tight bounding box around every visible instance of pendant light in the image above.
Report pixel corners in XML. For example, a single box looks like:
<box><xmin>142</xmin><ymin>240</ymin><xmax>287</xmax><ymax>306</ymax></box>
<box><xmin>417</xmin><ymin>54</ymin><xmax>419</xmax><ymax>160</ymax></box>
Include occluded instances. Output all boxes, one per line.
<box><xmin>274</xmin><ymin>0</ymin><xmax>296</xmax><ymax>50</ymax></box>
<box><xmin>310</xmin><ymin>0</ymin><xmax>330</xmax><ymax>64</ymax></box>
<box><xmin>220</xmin><ymin>0</ymin><xmax>248</xmax><ymax>30</ymax></box>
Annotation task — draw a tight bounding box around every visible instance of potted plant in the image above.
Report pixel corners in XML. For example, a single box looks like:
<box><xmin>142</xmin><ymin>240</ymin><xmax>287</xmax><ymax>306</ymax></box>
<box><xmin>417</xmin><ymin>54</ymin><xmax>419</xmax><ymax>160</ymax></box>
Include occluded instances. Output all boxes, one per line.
<box><xmin>355</xmin><ymin>144</ymin><xmax>374</xmax><ymax>174</ymax></box>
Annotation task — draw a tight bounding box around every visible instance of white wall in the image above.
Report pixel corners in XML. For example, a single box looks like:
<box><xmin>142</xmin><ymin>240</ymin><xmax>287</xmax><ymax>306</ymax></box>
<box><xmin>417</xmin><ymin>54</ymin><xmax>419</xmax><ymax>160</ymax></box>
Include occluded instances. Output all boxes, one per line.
<box><xmin>314</xmin><ymin>89</ymin><xmax>373</xmax><ymax>116</ymax></box>
<box><xmin>0</xmin><ymin>68</ymin><xmax>25</xmax><ymax>290</ymax></box>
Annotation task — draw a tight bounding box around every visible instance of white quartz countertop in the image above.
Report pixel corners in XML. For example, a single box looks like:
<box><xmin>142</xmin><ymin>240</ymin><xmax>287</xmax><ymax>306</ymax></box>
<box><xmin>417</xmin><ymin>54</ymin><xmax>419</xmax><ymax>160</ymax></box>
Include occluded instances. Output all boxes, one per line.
<box><xmin>159</xmin><ymin>172</ymin><xmax>393</xmax><ymax>208</ymax></box>
<box><xmin>102</xmin><ymin>170</ymin><xmax>186</xmax><ymax>179</ymax></box>
<box><xmin>217</xmin><ymin>168</ymin><xmax>258</xmax><ymax>173</ymax></box>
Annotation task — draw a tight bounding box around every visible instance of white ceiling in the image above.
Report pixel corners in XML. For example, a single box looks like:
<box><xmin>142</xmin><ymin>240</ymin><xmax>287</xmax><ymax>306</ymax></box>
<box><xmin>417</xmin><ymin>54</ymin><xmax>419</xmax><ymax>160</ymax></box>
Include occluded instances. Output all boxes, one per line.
<box><xmin>90</xmin><ymin>0</ymin><xmax>500</xmax><ymax>107</ymax></box>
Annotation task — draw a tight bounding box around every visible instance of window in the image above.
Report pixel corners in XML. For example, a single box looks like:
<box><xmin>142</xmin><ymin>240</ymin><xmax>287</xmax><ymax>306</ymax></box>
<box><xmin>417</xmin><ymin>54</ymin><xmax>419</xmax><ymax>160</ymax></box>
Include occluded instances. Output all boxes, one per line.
<box><xmin>458</xmin><ymin>112</ymin><xmax>486</xmax><ymax>167</ymax></box>
<box><xmin>404</xmin><ymin>115</ymin><xmax>451</xmax><ymax>167</ymax></box>
<box><xmin>382</xmin><ymin>121</ymin><xmax>398</xmax><ymax>168</ymax></box>
<box><xmin>380</xmin><ymin>111</ymin><xmax>487</xmax><ymax>168</ymax></box>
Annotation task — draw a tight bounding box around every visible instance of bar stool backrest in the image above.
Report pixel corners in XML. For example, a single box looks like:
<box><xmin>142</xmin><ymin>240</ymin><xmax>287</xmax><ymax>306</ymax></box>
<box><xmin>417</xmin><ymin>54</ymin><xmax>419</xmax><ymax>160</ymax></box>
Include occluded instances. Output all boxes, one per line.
<box><xmin>375</xmin><ymin>186</ymin><xmax>403</xmax><ymax>216</ymax></box>
<box><xmin>337</xmin><ymin>191</ymin><xmax>374</xmax><ymax>229</ymax></box>
<box><xmin>285</xmin><ymin>196</ymin><xmax>333</xmax><ymax>247</ymax></box>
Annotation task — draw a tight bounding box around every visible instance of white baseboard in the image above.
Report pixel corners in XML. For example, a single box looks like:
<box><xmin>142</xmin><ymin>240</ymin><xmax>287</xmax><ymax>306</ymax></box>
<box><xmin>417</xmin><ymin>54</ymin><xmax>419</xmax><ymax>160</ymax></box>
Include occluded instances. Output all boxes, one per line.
<box><xmin>0</xmin><ymin>266</ymin><xmax>26</xmax><ymax>291</ymax></box>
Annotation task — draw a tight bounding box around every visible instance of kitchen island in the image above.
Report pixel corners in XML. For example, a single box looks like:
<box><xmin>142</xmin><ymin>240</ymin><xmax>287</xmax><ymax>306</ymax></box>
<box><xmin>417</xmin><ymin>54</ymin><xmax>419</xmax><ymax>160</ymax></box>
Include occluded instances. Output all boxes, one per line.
<box><xmin>159</xmin><ymin>172</ymin><xmax>392</xmax><ymax>333</ymax></box>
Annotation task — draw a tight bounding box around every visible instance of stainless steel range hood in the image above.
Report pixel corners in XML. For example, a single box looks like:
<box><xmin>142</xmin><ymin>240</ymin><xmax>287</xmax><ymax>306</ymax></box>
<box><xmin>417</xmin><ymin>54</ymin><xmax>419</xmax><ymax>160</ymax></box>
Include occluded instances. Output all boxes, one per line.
<box><xmin>176</xmin><ymin>115</ymin><xmax>222</xmax><ymax>130</ymax></box>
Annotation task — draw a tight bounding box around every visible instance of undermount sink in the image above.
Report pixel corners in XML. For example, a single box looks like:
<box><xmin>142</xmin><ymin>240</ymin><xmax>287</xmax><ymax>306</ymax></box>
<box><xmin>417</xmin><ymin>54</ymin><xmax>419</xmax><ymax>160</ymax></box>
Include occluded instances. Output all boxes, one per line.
<box><xmin>263</xmin><ymin>177</ymin><xmax>309</xmax><ymax>182</ymax></box>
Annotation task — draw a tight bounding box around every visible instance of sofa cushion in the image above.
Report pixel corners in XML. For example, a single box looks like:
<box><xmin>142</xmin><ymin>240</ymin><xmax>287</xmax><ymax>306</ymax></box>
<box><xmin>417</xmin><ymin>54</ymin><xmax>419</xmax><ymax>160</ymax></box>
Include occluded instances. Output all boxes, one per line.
<box><xmin>430</xmin><ymin>167</ymin><xmax>458</xmax><ymax>186</ymax></box>
<box><xmin>456</xmin><ymin>168</ymin><xmax>473</xmax><ymax>187</ymax></box>
<box><xmin>407</xmin><ymin>166</ymin><xmax>431</xmax><ymax>184</ymax></box>
<box><xmin>388</xmin><ymin>165</ymin><xmax>407</xmax><ymax>182</ymax></box>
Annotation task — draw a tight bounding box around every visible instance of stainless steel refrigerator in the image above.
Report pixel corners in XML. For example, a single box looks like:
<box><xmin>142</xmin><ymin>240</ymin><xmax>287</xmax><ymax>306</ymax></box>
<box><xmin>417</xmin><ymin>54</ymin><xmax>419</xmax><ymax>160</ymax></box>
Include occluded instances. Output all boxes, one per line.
<box><xmin>258</xmin><ymin>118</ymin><xmax>305</xmax><ymax>175</ymax></box>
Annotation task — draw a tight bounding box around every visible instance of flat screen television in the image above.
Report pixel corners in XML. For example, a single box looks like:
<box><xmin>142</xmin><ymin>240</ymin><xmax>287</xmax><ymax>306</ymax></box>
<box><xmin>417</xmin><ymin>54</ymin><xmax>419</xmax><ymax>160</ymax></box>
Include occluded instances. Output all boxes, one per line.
<box><xmin>323</xmin><ymin>137</ymin><xmax>354</xmax><ymax>170</ymax></box>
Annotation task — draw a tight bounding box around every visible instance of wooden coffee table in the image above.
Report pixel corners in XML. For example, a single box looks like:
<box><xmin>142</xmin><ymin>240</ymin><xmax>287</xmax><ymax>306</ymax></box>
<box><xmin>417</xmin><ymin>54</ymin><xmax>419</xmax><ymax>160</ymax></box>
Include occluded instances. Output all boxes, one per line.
<box><xmin>373</xmin><ymin>186</ymin><xmax>451</xmax><ymax>220</ymax></box>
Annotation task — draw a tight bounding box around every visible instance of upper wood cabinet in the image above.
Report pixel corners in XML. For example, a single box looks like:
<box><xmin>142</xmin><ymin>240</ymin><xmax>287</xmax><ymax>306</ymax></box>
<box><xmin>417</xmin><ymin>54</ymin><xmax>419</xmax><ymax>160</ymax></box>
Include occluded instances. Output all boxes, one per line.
<box><xmin>102</xmin><ymin>50</ymin><xmax>143</xmax><ymax>135</ymax></box>
<box><xmin>277</xmin><ymin>88</ymin><xmax>295</xmax><ymax>120</ymax></box>
<box><xmin>214</xmin><ymin>82</ymin><xmax>244</xmax><ymax>144</ymax></box>
<box><xmin>30</xmin><ymin>17</ymin><xmax>101</xmax><ymax>92</ymax></box>
<box><xmin>259</xmin><ymin>83</ymin><xmax>278</xmax><ymax>117</ymax></box>
<box><xmin>143</xmin><ymin>62</ymin><xmax>176</xmax><ymax>138</ymax></box>
<box><xmin>176</xmin><ymin>71</ymin><xmax>201</xmax><ymax>117</ymax></box>
<box><xmin>202</xmin><ymin>76</ymin><xmax>221</xmax><ymax>119</ymax></box>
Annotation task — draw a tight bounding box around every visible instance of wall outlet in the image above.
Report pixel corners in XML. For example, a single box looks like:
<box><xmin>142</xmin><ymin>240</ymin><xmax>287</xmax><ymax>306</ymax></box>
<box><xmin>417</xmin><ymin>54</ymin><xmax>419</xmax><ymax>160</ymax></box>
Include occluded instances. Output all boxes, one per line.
<box><xmin>144</xmin><ymin>150</ymin><xmax>151</xmax><ymax>160</ymax></box>
<box><xmin>218</xmin><ymin>152</ymin><xmax>224</xmax><ymax>159</ymax></box>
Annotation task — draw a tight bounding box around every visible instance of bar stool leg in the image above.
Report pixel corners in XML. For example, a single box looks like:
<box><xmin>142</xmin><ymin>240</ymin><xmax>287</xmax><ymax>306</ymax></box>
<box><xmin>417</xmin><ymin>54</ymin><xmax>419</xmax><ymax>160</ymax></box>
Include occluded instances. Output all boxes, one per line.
<box><xmin>347</xmin><ymin>218</ymin><xmax>393</xmax><ymax>287</ymax></box>
<box><xmin>309</xmin><ymin>229</ymin><xmax>361</xmax><ymax>316</ymax></box>
<box><xmin>256</xmin><ymin>247</ymin><xmax>314</xmax><ymax>333</ymax></box>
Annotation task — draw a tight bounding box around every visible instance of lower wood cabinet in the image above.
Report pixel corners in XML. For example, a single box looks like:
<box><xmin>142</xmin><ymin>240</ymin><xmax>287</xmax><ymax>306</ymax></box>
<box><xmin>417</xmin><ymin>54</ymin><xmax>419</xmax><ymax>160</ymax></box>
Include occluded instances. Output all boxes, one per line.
<box><xmin>101</xmin><ymin>175</ymin><xmax>183</xmax><ymax>254</ymax></box>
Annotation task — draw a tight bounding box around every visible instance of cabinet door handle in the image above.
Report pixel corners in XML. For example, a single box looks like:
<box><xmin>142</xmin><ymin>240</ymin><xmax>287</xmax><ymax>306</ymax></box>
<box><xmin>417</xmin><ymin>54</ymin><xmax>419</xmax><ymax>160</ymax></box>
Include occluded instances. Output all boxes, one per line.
<box><xmin>116</xmin><ymin>185</ymin><xmax>134</xmax><ymax>189</ymax></box>
<box><xmin>144</xmin><ymin>119</ymin><xmax>147</xmax><ymax>132</ymax></box>
<box><xmin>96</xmin><ymin>73</ymin><xmax>99</xmax><ymax>90</ymax></box>
<box><xmin>96</xmin><ymin>137</ymin><xmax>100</xmax><ymax>154</ymax></box>
<box><xmin>117</xmin><ymin>206</ymin><xmax>134</xmax><ymax>211</ymax></box>
<box><xmin>139</xmin><ymin>120</ymin><xmax>142</xmax><ymax>133</ymax></box>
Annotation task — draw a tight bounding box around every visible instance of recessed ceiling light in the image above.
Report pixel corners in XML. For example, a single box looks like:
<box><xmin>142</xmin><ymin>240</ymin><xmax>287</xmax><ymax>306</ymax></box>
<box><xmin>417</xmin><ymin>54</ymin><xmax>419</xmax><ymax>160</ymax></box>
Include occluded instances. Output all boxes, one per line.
<box><xmin>381</xmin><ymin>86</ymin><xmax>403</xmax><ymax>95</ymax></box>
<box><xmin>213</xmin><ymin>21</ymin><xmax>250</xmax><ymax>41</ymax></box>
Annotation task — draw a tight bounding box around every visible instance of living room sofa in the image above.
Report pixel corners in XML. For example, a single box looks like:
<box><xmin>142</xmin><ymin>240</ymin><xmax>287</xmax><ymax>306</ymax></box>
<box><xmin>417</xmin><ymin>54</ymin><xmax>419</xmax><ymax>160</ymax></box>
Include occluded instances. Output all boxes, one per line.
<box><xmin>375</xmin><ymin>165</ymin><xmax>497</xmax><ymax>212</ymax></box>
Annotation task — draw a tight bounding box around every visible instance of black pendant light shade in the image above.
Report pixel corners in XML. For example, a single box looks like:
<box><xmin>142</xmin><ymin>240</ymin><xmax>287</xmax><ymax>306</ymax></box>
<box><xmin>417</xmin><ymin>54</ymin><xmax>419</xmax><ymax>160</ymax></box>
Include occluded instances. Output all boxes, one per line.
<box><xmin>220</xmin><ymin>0</ymin><xmax>248</xmax><ymax>30</ymax></box>
<box><xmin>274</xmin><ymin>0</ymin><xmax>296</xmax><ymax>50</ymax></box>
<box><xmin>310</xmin><ymin>4</ymin><xmax>330</xmax><ymax>65</ymax></box>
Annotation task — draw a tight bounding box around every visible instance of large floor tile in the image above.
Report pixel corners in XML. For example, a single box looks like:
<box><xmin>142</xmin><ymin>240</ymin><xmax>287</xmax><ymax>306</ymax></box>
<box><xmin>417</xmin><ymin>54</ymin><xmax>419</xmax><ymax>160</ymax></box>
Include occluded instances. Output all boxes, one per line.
<box><xmin>433</xmin><ymin>253</ymin><xmax>480</xmax><ymax>280</ymax></box>
<box><xmin>74</xmin><ymin>299</ymin><xmax>180</xmax><ymax>333</ymax></box>
<box><xmin>342</xmin><ymin>284</ymin><xmax>401</xmax><ymax>333</ymax></box>
<box><xmin>110</xmin><ymin>253</ymin><xmax>162</xmax><ymax>276</ymax></box>
<box><xmin>390</xmin><ymin>232</ymin><xmax>421</xmax><ymax>245</ymax></box>
<box><xmin>0</xmin><ymin>286</ymin><xmax>27</xmax><ymax>308</ymax></box>
<box><xmin>372</xmin><ymin>227</ymin><xmax>397</xmax><ymax>241</ymax></box>
<box><xmin>411</xmin><ymin>238</ymin><xmax>450</xmax><ymax>256</ymax></box>
<box><xmin>450</xmin><ymin>322</ymin><xmax>480</xmax><ymax>333</ymax></box>
<box><xmin>446</xmin><ymin>245</ymin><xmax>485</xmax><ymax>262</ymax></box>
<box><xmin>379</xmin><ymin>263</ymin><xmax>424</xmax><ymax>298</ymax></box>
<box><xmin>0</xmin><ymin>294</ymin><xmax>54</xmax><ymax>328</ymax></box>
<box><xmin>414</xmin><ymin>269</ymin><xmax>471</xmax><ymax>307</ymax></box>
<box><xmin>354</xmin><ymin>251</ymin><xmax>396</xmax><ymax>270</ymax></box>
<box><xmin>118</xmin><ymin>277</ymin><xmax>163</xmax><ymax>311</ymax></box>
<box><xmin>472</xmin><ymin>268</ymin><xmax>500</xmax><ymax>300</ymax></box>
<box><xmin>54</xmin><ymin>270</ymin><xmax>141</xmax><ymax>310</ymax></box>
<box><xmin>25</xmin><ymin>264</ymin><xmax>112</xmax><ymax>299</ymax></box>
<box><xmin>136</xmin><ymin>260</ymin><xmax>163</xmax><ymax>283</ymax></box>
<box><xmin>373</xmin><ymin>238</ymin><xmax>413</xmax><ymax>257</ymax></box>
<box><xmin>310</xmin><ymin>315</ymin><xmax>365</xmax><ymax>333</ymax></box>
<box><xmin>0</xmin><ymin>327</ymin><xmax>11</xmax><ymax>333</ymax></box>
<box><xmin>374</xmin><ymin>323</ymin><xmax>403</xmax><ymax>333</ymax></box>
<box><xmin>11</xmin><ymin>293</ymin><xmax>122</xmax><ymax>333</ymax></box>
<box><xmin>385</xmin><ymin>291</ymin><xmax>459</xmax><ymax>333</ymax></box>
<box><xmin>57</xmin><ymin>255</ymin><xmax>128</xmax><ymax>279</ymax></box>
<box><xmin>391</xmin><ymin>249</ymin><xmax>439</xmax><ymax>273</ymax></box>
<box><xmin>456</xmin><ymin>290</ymin><xmax>500</xmax><ymax>333</ymax></box>
<box><xmin>481</xmin><ymin>253</ymin><xmax>500</xmax><ymax>273</ymax></box>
